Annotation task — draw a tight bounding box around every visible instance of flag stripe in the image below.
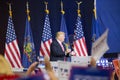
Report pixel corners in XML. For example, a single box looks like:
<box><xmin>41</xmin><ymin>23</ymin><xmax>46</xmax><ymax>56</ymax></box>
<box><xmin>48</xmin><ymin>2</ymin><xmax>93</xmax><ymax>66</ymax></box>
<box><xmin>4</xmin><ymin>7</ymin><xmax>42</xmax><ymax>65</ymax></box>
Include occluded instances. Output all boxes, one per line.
<box><xmin>5</xmin><ymin>44</ymin><xmax>18</xmax><ymax>68</ymax></box>
<box><xmin>83</xmin><ymin>37</ymin><xmax>87</xmax><ymax>49</ymax></box>
<box><xmin>10</xmin><ymin>42</ymin><xmax>21</xmax><ymax>67</ymax></box>
<box><xmin>41</xmin><ymin>42</ymin><xmax>47</xmax><ymax>56</ymax></box>
<box><xmin>7</xmin><ymin>43</ymin><xmax>20</xmax><ymax>67</ymax></box>
<box><xmin>11</xmin><ymin>40</ymin><xmax>22</xmax><ymax>67</ymax></box>
<box><xmin>48</xmin><ymin>39</ymin><xmax>52</xmax><ymax>50</ymax></box>
<box><xmin>81</xmin><ymin>37</ymin><xmax>88</xmax><ymax>56</ymax></box>
<box><xmin>73</xmin><ymin>41</ymin><xmax>81</xmax><ymax>56</ymax></box>
<box><xmin>40</xmin><ymin>42</ymin><xmax>50</xmax><ymax>57</ymax></box>
<box><xmin>40</xmin><ymin>43</ymin><xmax>45</xmax><ymax>56</ymax></box>
<box><xmin>14</xmin><ymin>40</ymin><xmax>21</xmax><ymax>59</ymax></box>
<box><xmin>76</xmin><ymin>40</ymin><xmax>82</xmax><ymax>56</ymax></box>
<box><xmin>5</xmin><ymin>50</ymin><xmax>14</xmax><ymax>67</ymax></box>
<box><xmin>79</xmin><ymin>38</ymin><xmax>86</xmax><ymax>56</ymax></box>
<box><xmin>40</xmin><ymin>39</ymin><xmax>52</xmax><ymax>57</ymax></box>
<box><xmin>78</xmin><ymin>40</ymin><xmax>84</xmax><ymax>56</ymax></box>
<box><xmin>43</xmin><ymin>41</ymin><xmax>50</xmax><ymax>56</ymax></box>
<box><xmin>12</xmin><ymin>41</ymin><xmax>21</xmax><ymax>61</ymax></box>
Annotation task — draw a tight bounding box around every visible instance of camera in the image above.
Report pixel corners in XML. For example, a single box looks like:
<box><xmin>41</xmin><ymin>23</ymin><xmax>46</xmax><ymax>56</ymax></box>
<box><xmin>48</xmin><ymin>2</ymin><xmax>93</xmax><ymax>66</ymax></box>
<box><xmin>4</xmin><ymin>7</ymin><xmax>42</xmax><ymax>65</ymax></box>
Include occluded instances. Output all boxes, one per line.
<box><xmin>37</xmin><ymin>56</ymin><xmax>45</xmax><ymax>69</ymax></box>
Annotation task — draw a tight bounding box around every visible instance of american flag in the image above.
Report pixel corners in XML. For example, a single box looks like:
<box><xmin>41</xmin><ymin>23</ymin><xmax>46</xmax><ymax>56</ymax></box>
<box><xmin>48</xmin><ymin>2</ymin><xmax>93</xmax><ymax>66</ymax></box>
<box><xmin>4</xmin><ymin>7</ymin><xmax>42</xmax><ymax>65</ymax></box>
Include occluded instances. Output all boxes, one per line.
<box><xmin>73</xmin><ymin>15</ymin><xmax>88</xmax><ymax>56</ymax></box>
<box><xmin>5</xmin><ymin>16</ymin><xmax>22</xmax><ymax>68</ymax></box>
<box><xmin>39</xmin><ymin>14</ymin><xmax>52</xmax><ymax>58</ymax></box>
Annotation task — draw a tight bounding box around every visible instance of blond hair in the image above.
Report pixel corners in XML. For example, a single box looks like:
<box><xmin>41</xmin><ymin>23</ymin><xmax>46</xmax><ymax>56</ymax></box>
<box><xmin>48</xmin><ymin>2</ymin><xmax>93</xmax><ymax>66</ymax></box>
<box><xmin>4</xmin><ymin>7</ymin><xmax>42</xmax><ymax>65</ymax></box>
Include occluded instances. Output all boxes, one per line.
<box><xmin>0</xmin><ymin>54</ymin><xmax>13</xmax><ymax>75</ymax></box>
<box><xmin>56</xmin><ymin>31</ymin><xmax>65</xmax><ymax>38</ymax></box>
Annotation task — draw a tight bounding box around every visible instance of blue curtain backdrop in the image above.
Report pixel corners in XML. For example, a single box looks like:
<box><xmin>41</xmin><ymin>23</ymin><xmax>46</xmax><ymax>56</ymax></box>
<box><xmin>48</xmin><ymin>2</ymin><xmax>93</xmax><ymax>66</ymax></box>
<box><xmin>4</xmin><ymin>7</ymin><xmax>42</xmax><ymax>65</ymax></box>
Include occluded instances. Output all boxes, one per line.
<box><xmin>96</xmin><ymin>0</ymin><xmax>120</xmax><ymax>53</ymax></box>
<box><xmin>0</xmin><ymin>0</ymin><xmax>120</xmax><ymax>56</ymax></box>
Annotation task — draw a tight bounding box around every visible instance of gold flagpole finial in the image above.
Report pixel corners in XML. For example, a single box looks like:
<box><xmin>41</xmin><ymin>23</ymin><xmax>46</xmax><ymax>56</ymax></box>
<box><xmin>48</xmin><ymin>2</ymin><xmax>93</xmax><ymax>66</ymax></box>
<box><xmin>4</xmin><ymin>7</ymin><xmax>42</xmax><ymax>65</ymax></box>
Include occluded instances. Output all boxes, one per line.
<box><xmin>61</xmin><ymin>1</ymin><xmax>65</xmax><ymax>14</ymax></box>
<box><xmin>76</xmin><ymin>1</ymin><xmax>82</xmax><ymax>17</ymax></box>
<box><xmin>26</xmin><ymin>2</ymin><xmax>30</xmax><ymax>21</ymax></box>
<box><xmin>8</xmin><ymin>3</ymin><xmax>12</xmax><ymax>17</ymax></box>
<box><xmin>44</xmin><ymin>2</ymin><xmax>49</xmax><ymax>14</ymax></box>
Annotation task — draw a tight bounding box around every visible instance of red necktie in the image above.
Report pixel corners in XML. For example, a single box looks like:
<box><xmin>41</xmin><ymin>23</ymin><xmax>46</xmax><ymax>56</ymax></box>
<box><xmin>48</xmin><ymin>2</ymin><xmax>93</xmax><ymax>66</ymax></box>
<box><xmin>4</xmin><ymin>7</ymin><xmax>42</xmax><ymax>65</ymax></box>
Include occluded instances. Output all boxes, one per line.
<box><xmin>60</xmin><ymin>43</ymin><xmax>64</xmax><ymax>51</ymax></box>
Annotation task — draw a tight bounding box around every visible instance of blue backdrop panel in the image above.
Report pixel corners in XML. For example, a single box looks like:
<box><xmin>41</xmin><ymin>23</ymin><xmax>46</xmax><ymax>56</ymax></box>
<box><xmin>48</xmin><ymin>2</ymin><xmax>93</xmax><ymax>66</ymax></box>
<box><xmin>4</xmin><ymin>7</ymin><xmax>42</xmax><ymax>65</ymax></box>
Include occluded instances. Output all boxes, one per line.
<box><xmin>96</xmin><ymin>0</ymin><xmax>120</xmax><ymax>53</ymax></box>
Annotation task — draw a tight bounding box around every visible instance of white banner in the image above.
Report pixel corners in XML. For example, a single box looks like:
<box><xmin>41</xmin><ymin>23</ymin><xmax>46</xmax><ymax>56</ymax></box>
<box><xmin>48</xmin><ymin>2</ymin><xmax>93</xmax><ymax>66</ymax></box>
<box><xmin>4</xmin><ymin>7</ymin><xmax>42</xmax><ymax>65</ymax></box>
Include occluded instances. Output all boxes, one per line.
<box><xmin>91</xmin><ymin>29</ymin><xmax>109</xmax><ymax>61</ymax></box>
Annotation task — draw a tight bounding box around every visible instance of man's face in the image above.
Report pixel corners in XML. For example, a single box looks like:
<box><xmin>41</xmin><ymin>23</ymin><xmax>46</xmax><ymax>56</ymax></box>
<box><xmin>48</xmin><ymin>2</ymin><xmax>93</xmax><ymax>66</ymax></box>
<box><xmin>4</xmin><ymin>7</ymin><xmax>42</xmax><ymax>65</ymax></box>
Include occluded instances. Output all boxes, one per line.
<box><xmin>59</xmin><ymin>34</ymin><xmax>65</xmax><ymax>42</ymax></box>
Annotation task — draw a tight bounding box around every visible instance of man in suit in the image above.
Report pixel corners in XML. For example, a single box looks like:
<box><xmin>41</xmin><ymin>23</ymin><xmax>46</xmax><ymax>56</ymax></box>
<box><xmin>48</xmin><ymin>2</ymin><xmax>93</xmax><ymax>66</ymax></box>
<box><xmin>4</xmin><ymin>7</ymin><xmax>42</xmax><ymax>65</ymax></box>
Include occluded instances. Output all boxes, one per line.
<box><xmin>50</xmin><ymin>31</ymin><xmax>71</xmax><ymax>61</ymax></box>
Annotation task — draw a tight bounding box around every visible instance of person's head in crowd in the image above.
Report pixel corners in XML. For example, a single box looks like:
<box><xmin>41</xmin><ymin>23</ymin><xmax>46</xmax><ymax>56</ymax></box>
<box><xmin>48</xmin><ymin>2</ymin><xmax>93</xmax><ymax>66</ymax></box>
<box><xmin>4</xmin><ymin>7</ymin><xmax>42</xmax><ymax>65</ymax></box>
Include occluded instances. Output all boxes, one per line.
<box><xmin>90</xmin><ymin>57</ymin><xmax>97</xmax><ymax>67</ymax></box>
<box><xmin>0</xmin><ymin>54</ymin><xmax>13</xmax><ymax>75</ymax></box>
<box><xmin>56</xmin><ymin>31</ymin><xmax>65</xmax><ymax>42</ymax></box>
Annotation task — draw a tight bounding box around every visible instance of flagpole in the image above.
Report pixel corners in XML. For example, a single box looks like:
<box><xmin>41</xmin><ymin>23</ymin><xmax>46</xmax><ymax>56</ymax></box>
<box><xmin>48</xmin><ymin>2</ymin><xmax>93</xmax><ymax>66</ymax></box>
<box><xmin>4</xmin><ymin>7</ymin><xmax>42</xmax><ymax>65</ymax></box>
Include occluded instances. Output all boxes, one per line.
<box><xmin>61</xmin><ymin>1</ymin><xmax>65</xmax><ymax>14</ymax></box>
<box><xmin>76</xmin><ymin>1</ymin><xmax>82</xmax><ymax>17</ymax></box>
<box><xmin>26</xmin><ymin>2</ymin><xmax>30</xmax><ymax>21</ymax></box>
<box><xmin>92</xmin><ymin>0</ymin><xmax>97</xmax><ymax>42</ymax></box>
<box><xmin>8</xmin><ymin>3</ymin><xmax>12</xmax><ymax>17</ymax></box>
<box><xmin>93</xmin><ymin>0</ymin><xmax>97</xmax><ymax>19</ymax></box>
<box><xmin>44</xmin><ymin>2</ymin><xmax>49</xmax><ymax>14</ymax></box>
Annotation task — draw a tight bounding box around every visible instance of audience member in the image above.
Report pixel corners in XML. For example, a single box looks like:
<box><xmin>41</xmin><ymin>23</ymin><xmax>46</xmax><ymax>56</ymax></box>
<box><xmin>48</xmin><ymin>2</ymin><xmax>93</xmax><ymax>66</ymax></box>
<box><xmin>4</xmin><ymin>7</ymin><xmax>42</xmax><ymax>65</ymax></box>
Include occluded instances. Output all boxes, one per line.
<box><xmin>0</xmin><ymin>50</ymin><xmax>119</xmax><ymax>80</ymax></box>
<box><xmin>112</xmin><ymin>59</ymin><xmax>120</xmax><ymax>80</ymax></box>
<box><xmin>0</xmin><ymin>54</ymin><xmax>13</xmax><ymax>75</ymax></box>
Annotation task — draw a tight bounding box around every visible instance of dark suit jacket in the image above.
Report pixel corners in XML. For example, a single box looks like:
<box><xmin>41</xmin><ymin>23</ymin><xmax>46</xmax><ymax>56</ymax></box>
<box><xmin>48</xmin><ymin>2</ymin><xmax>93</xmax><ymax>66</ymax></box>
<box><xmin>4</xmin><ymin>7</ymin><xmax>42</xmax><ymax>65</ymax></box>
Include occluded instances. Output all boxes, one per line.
<box><xmin>50</xmin><ymin>39</ymin><xmax>67</xmax><ymax>61</ymax></box>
